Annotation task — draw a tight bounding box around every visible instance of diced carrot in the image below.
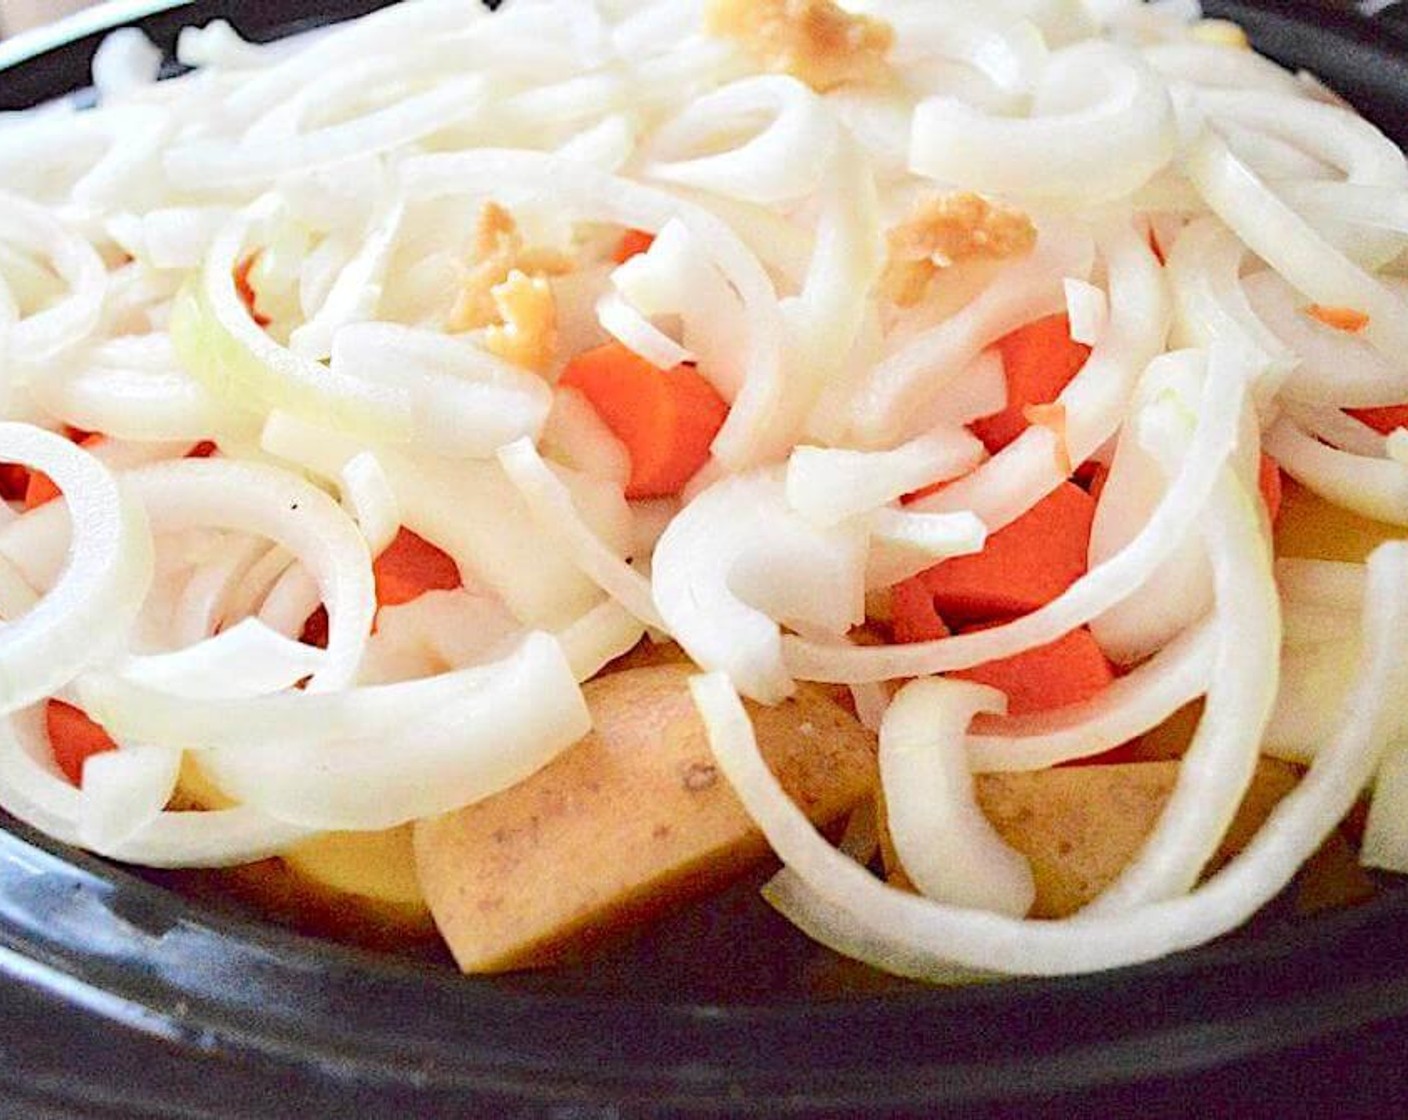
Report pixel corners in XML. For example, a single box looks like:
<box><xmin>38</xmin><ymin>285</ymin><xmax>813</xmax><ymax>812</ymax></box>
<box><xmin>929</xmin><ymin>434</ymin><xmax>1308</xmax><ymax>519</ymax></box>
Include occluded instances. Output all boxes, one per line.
<box><xmin>1259</xmin><ymin>452</ymin><xmax>1283</xmax><ymax>525</ymax></box>
<box><xmin>24</xmin><ymin>433</ymin><xmax>103</xmax><ymax>511</ymax></box>
<box><xmin>1347</xmin><ymin>404</ymin><xmax>1408</xmax><ymax>437</ymax></box>
<box><xmin>1306</xmin><ymin>304</ymin><xmax>1369</xmax><ymax>333</ymax></box>
<box><xmin>235</xmin><ymin>253</ymin><xmax>271</xmax><ymax>328</ymax></box>
<box><xmin>950</xmin><ymin>624</ymin><xmax>1115</xmax><ymax>717</ymax></box>
<box><xmin>374</xmin><ymin>528</ymin><xmax>462</xmax><ymax>608</ymax></box>
<box><xmin>918</xmin><ymin>482</ymin><xmax>1096</xmax><ymax>624</ymax></box>
<box><xmin>971</xmin><ymin>314</ymin><xmax>1092</xmax><ymax>454</ymax></box>
<box><xmin>891</xmin><ymin>576</ymin><xmax>950</xmax><ymax>644</ymax></box>
<box><xmin>1076</xmin><ymin>460</ymin><xmax>1110</xmax><ymax>504</ymax></box>
<box><xmin>613</xmin><ymin>229</ymin><xmax>655</xmax><ymax>264</ymax></box>
<box><xmin>0</xmin><ymin>462</ymin><xmax>29</xmax><ymax>502</ymax></box>
<box><xmin>300</xmin><ymin>605</ymin><xmax>330</xmax><ymax>650</ymax></box>
<box><xmin>45</xmin><ymin>700</ymin><xmax>119</xmax><ymax>788</ymax></box>
<box><xmin>560</xmin><ymin>341</ymin><xmax>729</xmax><ymax>500</ymax></box>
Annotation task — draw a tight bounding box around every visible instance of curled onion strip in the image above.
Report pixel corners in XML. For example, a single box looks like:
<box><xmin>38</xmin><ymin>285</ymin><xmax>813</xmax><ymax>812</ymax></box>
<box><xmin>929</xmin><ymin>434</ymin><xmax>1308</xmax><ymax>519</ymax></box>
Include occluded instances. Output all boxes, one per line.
<box><xmin>881</xmin><ymin>678</ymin><xmax>1035</xmax><ymax>917</ymax></box>
<box><xmin>1264</xmin><ymin>417</ymin><xmax>1408</xmax><ymax>526</ymax></box>
<box><xmin>0</xmin><ymin>425</ymin><xmax>153</xmax><ymax>715</ymax></box>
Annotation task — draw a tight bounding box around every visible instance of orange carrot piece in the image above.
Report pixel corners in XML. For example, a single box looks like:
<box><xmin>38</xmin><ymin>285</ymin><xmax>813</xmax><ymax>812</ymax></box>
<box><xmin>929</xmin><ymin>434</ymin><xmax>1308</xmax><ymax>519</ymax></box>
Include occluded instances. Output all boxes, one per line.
<box><xmin>235</xmin><ymin>253</ymin><xmax>271</xmax><ymax>328</ymax></box>
<box><xmin>187</xmin><ymin>440</ymin><xmax>219</xmax><ymax>459</ymax></box>
<box><xmin>373</xmin><ymin>529</ymin><xmax>462</xmax><ymax>609</ymax></box>
<box><xmin>951</xmin><ymin>625</ymin><xmax>1115</xmax><ymax>717</ymax></box>
<box><xmin>560</xmin><ymin>341</ymin><xmax>729</xmax><ymax>500</ymax></box>
<box><xmin>1259</xmin><ymin>453</ymin><xmax>1283</xmax><ymax>525</ymax></box>
<box><xmin>919</xmin><ymin>482</ymin><xmax>1096</xmax><ymax>624</ymax></box>
<box><xmin>24</xmin><ymin>433</ymin><xmax>103</xmax><ymax>511</ymax></box>
<box><xmin>0</xmin><ymin>462</ymin><xmax>29</xmax><ymax>502</ymax></box>
<box><xmin>613</xmin><ymin>229</ymin><xmax>655</xmax><ymax>264</ymax></box>
<box><xmin>1347</xmin><ymin>404</ymin><xmax>1408</xmax><ymax>437</ymax></box>
<box><xmin>1306</xmin><ymin>305</ymin><xmax>1369</xmax><ymax>333</ymax></box>
<box><xmin>45</xmin><ymin>700</ymin><xmax>119</xmax><ymax>788</ymax></box>
<box><xmin>891</xmin><ymin>576</ymin><xmax>950</xmax><ymax>644</ymax></box>
<box><xmin>971</xmin><ymin>314</ymin><xmax>1092</xmax><ymax>454</ymax></box>
<box><xmin>1077</xmin><ymin>460</ymin><xmax>1110</xmax><ymax>504</ymax></box>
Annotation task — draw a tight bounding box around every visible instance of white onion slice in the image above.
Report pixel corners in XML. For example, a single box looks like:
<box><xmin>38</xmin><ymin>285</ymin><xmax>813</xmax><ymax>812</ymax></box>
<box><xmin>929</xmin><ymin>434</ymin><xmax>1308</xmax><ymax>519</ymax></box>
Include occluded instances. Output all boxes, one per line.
<box><xmin>1264</xmin><ymin>417</ymin><xmax>1408</xmax><ymax>526</ymax></box>
<box><xmin>339</xmin><ymin>451</ymin><xmax>399</xmax><ymax>556</ymax></box>
<box><xmin>498</xmin><ymin>438</ymin><xmax>660</xmax><ymax>628</ymax></box>
<box><xmin>198</xmin><ymin>632</ymin><xmax>590</xmax><ymax>831</ymax></box>
<box><xmin>0</xmin><ymin>425</ymin><xmax>153</xmax><ymax>715</ymax></box>
<box><xmin>881</xmin><ymin>678</ymin><xmax>1035</xmax><ymax>917</ymax></box>
<box><xmin>654</xmin><ymin>469</ymin><xmax>866</xmax><ymax>703</ymax></box>
<box><xmin>114</xmin><ymin>619</ymin><xmax>325</xmax><ymax>700</ymax></box>
<box><xmin>785</xmin><ymin>427</ymin><xmax>984</xmax><ymax>528</ymax></box>
<box><xmin>910</xmin><ymin>41</ymin><xmax>1176</xmax><ymax>203</ymax></box>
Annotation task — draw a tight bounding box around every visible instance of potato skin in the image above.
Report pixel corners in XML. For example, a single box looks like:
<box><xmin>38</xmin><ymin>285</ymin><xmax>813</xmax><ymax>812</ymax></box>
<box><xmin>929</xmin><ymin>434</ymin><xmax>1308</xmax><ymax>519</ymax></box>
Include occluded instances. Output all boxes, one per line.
<box><xmin>413</xmin><ymin>664</ymin><xmax>878</xmax><ymax>973</ymax></box>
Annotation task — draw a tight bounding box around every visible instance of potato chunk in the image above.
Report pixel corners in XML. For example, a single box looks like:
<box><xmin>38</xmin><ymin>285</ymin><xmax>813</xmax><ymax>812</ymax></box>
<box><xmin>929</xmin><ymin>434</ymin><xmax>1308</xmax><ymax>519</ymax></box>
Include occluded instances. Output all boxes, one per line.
<box><xmin>414</xmin><ymin>664</ymin><xmax>877</xmax><ymax>972</ymax></box>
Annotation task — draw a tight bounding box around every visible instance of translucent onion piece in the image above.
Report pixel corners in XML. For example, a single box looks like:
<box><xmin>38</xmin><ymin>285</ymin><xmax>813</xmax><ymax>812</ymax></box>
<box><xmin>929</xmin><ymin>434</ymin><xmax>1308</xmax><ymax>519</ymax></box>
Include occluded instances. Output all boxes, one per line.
<box><xmin>785</xmin><ymin>427</ymin><xmax>984</xmax><ymax>528</ymax></box>
<box><xmin>967</xmin><ymin>619</ymin><xmax>1215</xmax><ymax>772</ymax></box>
<box><xmin>866</xmin><ymin>507</ymin><xmax>987</xmax><ymax>591</ymax></box>
<box><xmin>0</xmin><ymin>706</ymin><xmax>310</xmax><ymax>868</ymax></box>
<box><xmin>654</xmin><ymin>470</ymin><xmax>866</xmax><ymax>703</ymax></box>
<box><xmin>644</xmin><ymin>76</ymin><xmax>838</xmax><ymax>205</ymax></box>
<box><xmin>115</xmin><ymin>618</ymin><xmax>325</xmax><ymax>700</ymax></box>
<box><xmin>540</xmin><ymin>387</ymin><xmax>631</xmax><ymax>488</ymax></box>
<box><xmin>79</xmin><ymin>744</ymin><xmax>181</xmax><ymax>852</ymax></box>
<box><xmin>0</xmin><ymin>425</ymin><xmax>153</xmax><ymax>715</ymax></box>
<box><xmin>1242</xmin><ymin>269</ymin><xmax>1408</xmax><ymax>408</ymax></box>
<box><xmin>0</xmin><ymin>190</ymin><xmax>107</xmax><ymax>373</ymax></box>
<box><xmin>693</xmin><ymin>542</ymin><xmax>1408</xmax><ymax>977</ymax></box>
<box><xmin>1363</xmin><ymin>741</ymin><xmax>1408</xmax><ymax>874</ymax></box>
<box><xmin>325</xmin><ymin>319</ymin><xmax>554</xmax><ymax>460</ymax></box>
<box><xmin>557</xmin><ymin>599</ymin><xmax>649</xmax><ymax>682</ymax></box>
<box><xmin>91</xmin><ymin>28</ymin><xmax>163</xmax><ymax>103</ymax></box>
<box><xmin>881</xmin><ymin>678</ymin><xmax>1035</xmax><ymax>917</ymax></box>
<box><xmin>1264</xmin><ymin>417</ymin><xmax>1408</xmax><ymax>526</ymax></box>
<box><xmin>596</xmin><ymin>290</ymin><xmax>696</xmax><ymax>371</ymax></box>
<box><xmin>498</xmin><ymin>438</ymin><xmax>661</xmax><ymax>628</ymax></box>
<box><xmin>339</xmin><ymin>451</ymin><xmax>399</xmax><ymax>556</ymax></box>
<box><xmin>910</xmin><ymin>41</ymin><xmax>1176</xmax><ymax>204</ymax></box>
<box><xmin>1064</xmin><ymin>277</ymin><xmax>1108</xmax><ymax>346</ymax></box>
<box><xmin>118</xmin><ymin>459</ymin><xmax>374</xmax><ymax>692</ymax></box>
<box><xmin>1085</xmin><ymin>464</ymin><xmax>1281</xmax><ymax>914</ymax></box>
<box><xmin>198</xmin><ymin>632</ymin><xmax>591</xmax><ymax>831</ymax></box>
<box><xmin>1185</xmin><ymin>128</ymin><xmax>1408</xmax><ymax>365</ymax></box>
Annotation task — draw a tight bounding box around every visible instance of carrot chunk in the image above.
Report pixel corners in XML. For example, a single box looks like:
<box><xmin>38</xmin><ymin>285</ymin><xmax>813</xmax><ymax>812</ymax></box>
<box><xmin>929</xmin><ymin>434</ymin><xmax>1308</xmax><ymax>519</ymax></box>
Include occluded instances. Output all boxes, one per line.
<box><xmin>891</xmin><ymin>576</ymin><xmax>950</xmax><ymax>644</ymax></box>
<box><xmin>918</xmin><ymin>482</ymin><xmax>1095</xmax><ymax>624</ymax></box>
<box><xmin>0</xmin><ymin>462</ymin><xmax>29</xmax><ymax>502</ymax></box>
<box><xmin>971</xmin><ymin>314</ymin><xmax>1091</xmax><ymax>453</ymax></box>
<box><xmin>1306</xmin><ymin>304</ymin><xmax>1369</xmax><ymax>333</ymax></box>
<box><xmin>560</xmin><ymin>341</ymin><xmax>730</xmax><ymax>499</ymax></box>
<box><xmin>951</xmin><ymin>625</ymin><xmax>1115</xmax><ymax>716</ymax></box>
<box><xmin>1347</xmin><ymin>404</ymin><xmax>1408</xmax><ymax>437</ymax></box>
<box><xmin>24</xmin><ymin>433</ymin><xmax>104</xmax><ymax>511</ymax></box>
<box><xmin>374</xmin><ymin>529</ymin><xmax>462</xmax><ymax>609</ymax></box>
<box><xmin>45</xmin><ymin>700</ymin><xmax>119</xmax><ymax>788</ymax></box>
<box><xmin>612</xmin><ymin>229</ymin><xmax>655</xmax><ymax>264</ymax></box>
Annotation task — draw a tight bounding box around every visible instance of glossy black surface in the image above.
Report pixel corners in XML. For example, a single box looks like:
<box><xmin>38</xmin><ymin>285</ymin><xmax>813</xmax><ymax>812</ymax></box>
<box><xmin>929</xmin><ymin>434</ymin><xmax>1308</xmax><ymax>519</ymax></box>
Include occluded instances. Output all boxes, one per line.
<box><xmin>3</xmin><ymin>2</ymin><xmax>1408</xmax><ymax>1115</ymax></box>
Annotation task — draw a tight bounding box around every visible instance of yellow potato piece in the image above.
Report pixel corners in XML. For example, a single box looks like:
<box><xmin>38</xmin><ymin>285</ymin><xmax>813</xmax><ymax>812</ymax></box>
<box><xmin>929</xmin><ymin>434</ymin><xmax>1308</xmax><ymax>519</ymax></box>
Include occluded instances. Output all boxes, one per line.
<box><xmin>283</xmin><ymin>828</ymin><xmax>428</xmax><ymax>913</ymax></box>
<box><xmin>414</xmin><ymin>664</ymin><xmax>878</xmax><ymax>973</ymax></box>
<box><xmin>1275</xmin><ymin>478</ymin><xmax>1407</xmax><ymax>562</ymax></box>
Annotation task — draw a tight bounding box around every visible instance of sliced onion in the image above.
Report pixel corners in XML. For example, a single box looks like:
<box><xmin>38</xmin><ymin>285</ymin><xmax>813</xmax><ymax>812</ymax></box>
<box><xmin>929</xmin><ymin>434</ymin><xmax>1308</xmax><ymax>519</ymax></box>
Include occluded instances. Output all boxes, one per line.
<box><xmin>881</xmin><ymin>678</ymin><xmax>1035</xmax><ymax>917</ymax></box>
<box><xmin>0</xmin><ymin>424</ymin><xmax>153</xmax><ymax>715</ymax></box>
<box><xmin>498</xmin><ymin>438</ymin><xmax>660</xmax><ymax>628</ymax></box>
<box><xmin>653</xmin><ymin>469</ymin><xmax>867</xmax><ymax>703</ymax></box>
<box><xmin>910</xmin><ymin>41</ymin><xmax>1176</xmax><ymax>203</ymax></box>
<box><xmin>785</xmin><ymin>427</ymin><xmax>984</xmax><ymax>528</ymax></box>
<box><xmin>339</xmin><ymin>451</ymin><xmax>399</xmax><ymax>556</ymax></box>
<box><xmin>114</xmin><ymin>618</ymin><xmax>325</xmax><ymax>700</ymax></box>
<box><xmin>866</xmin><ymin>507</ymin><xmax>987</xmax><ymax>590</ymax></box>
<box><xmin>1264</xmin><ymin>417</ymin><xmax>1408</xmax><ymax>526</ymax></box>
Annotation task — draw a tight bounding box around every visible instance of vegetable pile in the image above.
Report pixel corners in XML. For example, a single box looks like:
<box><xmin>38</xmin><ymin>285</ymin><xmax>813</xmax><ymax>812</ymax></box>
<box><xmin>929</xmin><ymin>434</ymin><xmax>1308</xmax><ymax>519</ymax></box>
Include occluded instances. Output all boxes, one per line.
<box><xmin>2</xmin><ymin>0</ymin><xmax>1408</xmax><ymax>980</ymax></box>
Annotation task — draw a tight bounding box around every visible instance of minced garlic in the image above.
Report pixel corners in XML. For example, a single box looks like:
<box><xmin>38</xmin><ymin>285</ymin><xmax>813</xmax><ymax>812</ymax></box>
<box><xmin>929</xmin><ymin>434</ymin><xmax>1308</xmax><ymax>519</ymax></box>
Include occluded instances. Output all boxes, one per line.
<box><xmin>449</xmin><ymin>202</ymin><xmax>572</xmax><ymax>370</ymax></box>
<box><xmin>705</xmin><ymin>0</ymin><xmax>893</xmax><ymax>92</ymax></box>
<box><xmin>881</xmin><ymin>192</ymin><xmax>1038</xmax><ymax>307</ymax></box>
